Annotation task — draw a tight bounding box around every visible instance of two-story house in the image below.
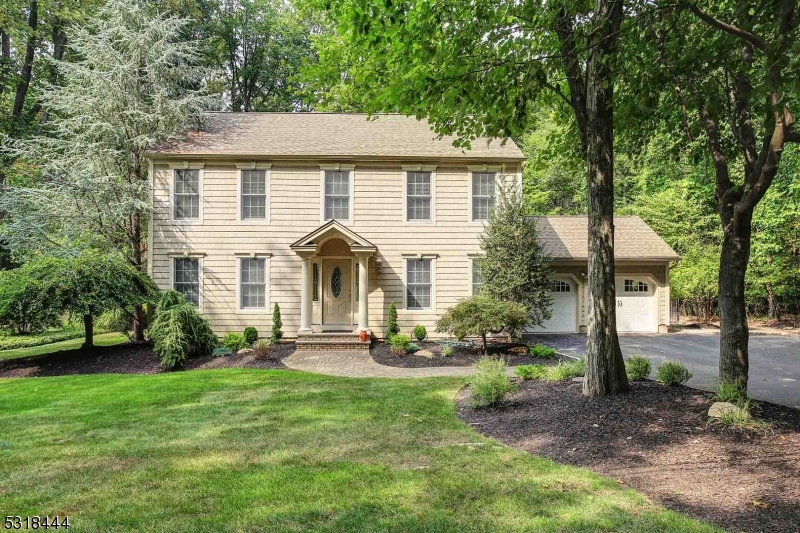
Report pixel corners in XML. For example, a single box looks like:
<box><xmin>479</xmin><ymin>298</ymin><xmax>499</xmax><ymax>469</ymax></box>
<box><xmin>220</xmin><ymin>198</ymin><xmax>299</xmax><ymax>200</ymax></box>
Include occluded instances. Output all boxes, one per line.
<box><xmin>146</xmin><ymin>113</ymin><xmax>678</xmax><ymax>342</ymax></box>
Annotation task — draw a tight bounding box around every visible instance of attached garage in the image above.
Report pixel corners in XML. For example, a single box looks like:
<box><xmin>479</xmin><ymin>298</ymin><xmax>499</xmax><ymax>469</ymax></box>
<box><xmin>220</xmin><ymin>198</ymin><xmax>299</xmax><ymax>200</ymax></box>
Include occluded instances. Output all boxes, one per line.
<box><xmin>527</xmin><ymin>216</ymin><xmax>680</xmax><ymax>335</ymax></box>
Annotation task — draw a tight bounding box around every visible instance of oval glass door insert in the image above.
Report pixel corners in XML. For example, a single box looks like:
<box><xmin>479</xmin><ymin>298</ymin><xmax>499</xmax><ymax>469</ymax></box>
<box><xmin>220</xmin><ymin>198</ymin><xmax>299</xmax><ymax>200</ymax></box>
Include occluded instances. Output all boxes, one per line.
<box><xmin>331</xmin><ymin>266</ymin><xmax>343</xmax><ymax>298</ymax></box>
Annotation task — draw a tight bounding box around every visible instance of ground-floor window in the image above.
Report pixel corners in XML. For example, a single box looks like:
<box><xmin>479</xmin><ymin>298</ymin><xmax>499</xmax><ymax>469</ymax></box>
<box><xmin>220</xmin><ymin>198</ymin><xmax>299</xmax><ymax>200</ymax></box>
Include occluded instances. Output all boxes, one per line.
<box><xmin>471</xmin><ymin>257</ymin><xmax>484</xmax><ymax>295</ymax></box>
<box><xmin>174</xmin><ymin>258</ymin><xmax>200</xmax><ymax>306</ymax></box>
<box><xmin>406</xmin><ymin>259</ymin><xmax>432</xmax><ymax>310</ymax></box>
<box><xmin>240</xmin><ymin>258</ymin><xmax>267</xmax><ymax>309</ymax></box>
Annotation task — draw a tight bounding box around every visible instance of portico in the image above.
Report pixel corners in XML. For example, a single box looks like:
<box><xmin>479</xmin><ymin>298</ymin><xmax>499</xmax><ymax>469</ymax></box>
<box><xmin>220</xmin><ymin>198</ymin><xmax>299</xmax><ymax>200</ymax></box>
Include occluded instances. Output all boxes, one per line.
<box><xmin>290</xmin><ymin>220</ymin><xmax>376</xmax><ymax>336</ymax></box>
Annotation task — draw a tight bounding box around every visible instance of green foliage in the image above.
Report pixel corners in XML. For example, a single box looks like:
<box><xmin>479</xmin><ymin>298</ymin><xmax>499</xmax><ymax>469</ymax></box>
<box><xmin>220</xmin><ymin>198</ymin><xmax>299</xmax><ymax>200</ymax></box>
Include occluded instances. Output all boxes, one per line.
<box><xmin>436</xmin><ymin>296</ymin><xmax>529</xmax><ymax>355</ymax></box>
<box><xmin>470</xmin><ymin>357</ymin><xmax>518</xmax><ymax>408</ymax></box>
<box><xmin>412</xmin><ymin>325</ymin><xmax>427</xmax><ymax>343</ymax></box>
<box><xmin>442</xmin><ymin>345</ymin><xmax>453</xmax><ymax>357</ymax></box>
<box><xmin>515</xmin><ymin>364</ymin><xmax>548</xmax><ymax>380</ymax></box>
<box><xmin>0</xmin><ymin>268</ymin><xmax>60</xmax><ymax>334</ymax></box>
<box><xmin>656</xmin><ymin>362</ymin><xmax>693</xmax><ymax>386</ymax></box>
<box><xmin>222</xmin><ymin>332</ymin><xmax>248</xmax><ymax>351</ymax></box>
<box><xmin>528</xmin><ymin>343</ymin><xmax>556</xmax><ymax>358</ymax></box>
<box><xmin>243</xmin><ymin>327</ymin><xmax>259</xmax><ymax>345</ymax></box>
<box><xmin>715</xmin><ymin>381</ymin><xmax>748</xmax><ymax>404</ymax></box>
<box><xmin>625</xmin><ymin>356</ymin><xmax>652</xmax><ymax>381</ymax></box>
<box><xmin>545</xmin><ymin>359</ymin><xmax>586</xmax><ymax>382</ymax></box>
<box><xmin>0</xmin><ymin>327</ymin><xmax>84</xmax><ymax>351</ymax></box>
<box><xmin>95</xmin><ymin>308</ymin><xmax>133</xmax><ymax>334</ymax></box>
<box><xmin>406</xmin><ymin>343</ymin><xmax>421</xmax><ymax>353</ymax></box>
<box><xmin>252</xmin><ymin>339</ymin><xmax>274</xmax><ymax>360</ymax></box>
<box><xmin>147</xmin><ymin>291</ymin><xmax>217</xmax><ymax>369</ymax></box>
<box><xmin>212</xmin><ymin>346</ymin><xmax>234</xmax><ymax>357</ymax></box>
<box><xmin>389</xmin><ymin>334</ymin><xmax>411</xmax><ymax>355</ymax></box>
<box><xmin>479</xmin><ymin>178</ymin><xmax>553</xmax><ymax>327</ymax></box>
<box><xmin>271</xmin><ymin>303</ymin><xmax>283</xmax><ymax>342</ymax></box>
<box><xmin>710</xmin><ymin>400</ymin><xmax>770</xmax><ymax>432</ymax></box>
<box><xmin>386</xmin><ymin>302</ymin><xmax>400</xmax><ymax>339</ymax></box>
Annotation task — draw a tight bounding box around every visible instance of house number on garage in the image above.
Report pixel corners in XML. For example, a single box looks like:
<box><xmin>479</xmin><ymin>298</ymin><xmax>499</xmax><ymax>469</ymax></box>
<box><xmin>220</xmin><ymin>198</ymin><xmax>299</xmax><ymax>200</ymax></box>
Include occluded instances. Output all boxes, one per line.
<box><xmin>617</xmin><ymin>300</ymin><xmax>623</xmax><ymax>307</ymax></box>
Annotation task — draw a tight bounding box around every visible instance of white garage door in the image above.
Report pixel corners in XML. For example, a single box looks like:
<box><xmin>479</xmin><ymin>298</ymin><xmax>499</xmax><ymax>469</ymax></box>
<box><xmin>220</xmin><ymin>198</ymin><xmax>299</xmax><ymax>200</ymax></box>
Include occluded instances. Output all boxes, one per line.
<box><xmin>615</xmin><ymin>277</ymin><xmax>656</xmax><ymax>332</ymax></box>
<box><xmin>527</xmin><ymin>279</ymin><xmax>578</xmax><ymax>333</ymax></box>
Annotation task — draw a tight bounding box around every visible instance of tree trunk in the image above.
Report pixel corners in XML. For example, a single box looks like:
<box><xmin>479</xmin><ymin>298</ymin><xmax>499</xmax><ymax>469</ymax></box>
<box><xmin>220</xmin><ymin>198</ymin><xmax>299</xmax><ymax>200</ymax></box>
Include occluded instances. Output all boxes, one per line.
<box><xmin>718</xmin><ymin>224</ymin><xmax>751</xmax><ymax>390</ymax></box>
<box><xmin>582</xmin><ymin>0</ymin><xmax>629</xmax><ymax>396</ymax></box>
<box><xmin>13</xmin><ymin>0</ymin><xmax>38</xmax><ymax>119</ymax></box>
<box><xmin>765</xmin><ymin>282</ymin><xmax>780</xmax><ymax>318</ymax></box>
<box><xmin>131</xmin><ymin>211</ymin><xmax>146</xmax><ymax>342</ymax></box>
<box><xmin>83</xmin><ymin>314</ymin><xmax>94</xmax><ymax>348</ymax></box>
<box><xmin>481</xmin><ymin>331</ymin><xmax>488</xmax><ymax>356</ymax></box>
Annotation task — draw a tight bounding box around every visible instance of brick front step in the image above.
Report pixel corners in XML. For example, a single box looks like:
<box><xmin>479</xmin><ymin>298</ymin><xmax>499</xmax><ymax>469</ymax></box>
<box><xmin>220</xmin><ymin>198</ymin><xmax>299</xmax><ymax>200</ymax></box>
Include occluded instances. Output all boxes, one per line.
<box><xmin>296</xmin><ymin>333</ymin><xmax>371</xmax><ymax>350</ymax></box>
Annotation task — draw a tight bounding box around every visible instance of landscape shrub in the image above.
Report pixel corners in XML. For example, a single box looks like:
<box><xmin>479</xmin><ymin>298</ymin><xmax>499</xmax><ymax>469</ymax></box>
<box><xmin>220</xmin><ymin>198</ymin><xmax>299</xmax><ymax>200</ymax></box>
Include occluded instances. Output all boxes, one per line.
<box><xmin>545</xmin><ymin>359</ymin><xmax>586</xmax><ymax>381</ymax></box>
<box><xmin>710</xmin><ymin>399</ymin><xmax>770</xmax><ymax>432</ymax></box>
<box><xmin>390</xmin><ymin>334</ymin><xmax>411</xmax><ymax>355</ymax></box>
<box><xmin>0</xmin><ymin>269</ymin><xmax>60</xmax><ymax>334</ymax></box>
<box><xmin>655</xmin><ymin>361</ymin><xmax>693</xmax><ymax>386</ymax></box>
<box><xmin>0</xmin><ymin>327</ymin><xmax>84</xmax><ymax>351</ymax></box>
<box><xmin>442</xmin><ymin>345</ymin><xmax>453</xmax><ymax>357</ymax></box>
<box><xmin>528</xmin><ymin>343</ymin><xmax>556</xmax><ymax>358</ymax></box>
<box><xmin>222</xmin><ymin>332</ymin><xmax>248</xmax><ymax>351</ymax></box>
<box><xmin>271</xmin><ymin>303</ymin><xmax>283</xmax><ymax>342</ymax></box>
<box><xmin>252</xmin><ymin>339</ymin><xmax>274</xmax><ymax>360</ymax></box>
<box><xmin>435</xmin><ymin>296</ymin><xmax>529</xmax><ymax>355</ymax></box>
<box><xmin>147</xmin><ymin>291</ymin><xmax>217</xmax><ymax>369</ymax></box>
<box><xmin>212</xmin><ymin>346</ymin><xmax>233</xmax><ymax>357</ymax></box>
<box><xmin>96</xmin><ymin>308</ymin><xmax>133</xmax><ymax>334</ymax></box>
<box><xmin>243</xmin><ymin>327</ymin><xmax>259</xmax><ymax>345</ymax></box>
<box><xmin>386</xmin><ymin>302</ymin><xmax>400</xmax><ymax>339</ymax></box>
<box><xmin>715</xmin><ymin>380</ymin><xmax>748</xmax><ymax>404</ymax></box>
<box><xmin>412</xmin><ymin>324</ymin><xmax>427</xmax><ymax>342</ymax></box>
<box><xmin>407</xmin><ymin>342</ymin><xmax>421</xmax><ymax>353</ymax></box>
<box><xmin>515</xmin><ymin>364</ymin><xmax>547</xmax><ymax>380</ymax></box>
<box><xmin>470</xmin><ymin>357</ymin><xmax>518</xmax><ymax>407</ymax></box>
<box><xmin>625</xmin><ymin>355</ymin><xmax>652</xmax><ymax>381</ymax></box>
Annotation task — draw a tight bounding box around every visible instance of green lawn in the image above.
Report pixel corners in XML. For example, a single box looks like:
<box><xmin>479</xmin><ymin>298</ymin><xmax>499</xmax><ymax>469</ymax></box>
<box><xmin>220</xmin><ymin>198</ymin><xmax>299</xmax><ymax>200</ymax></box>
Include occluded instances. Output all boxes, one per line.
<box><xmin>0</xmin><ymin>370</ymin><xmax>720</xmax><ymax>533</ymax></box>
<box><xmin>0</xmin><ymin>332</ymin><xmax>129</xmax><ymax>361</ymax></box>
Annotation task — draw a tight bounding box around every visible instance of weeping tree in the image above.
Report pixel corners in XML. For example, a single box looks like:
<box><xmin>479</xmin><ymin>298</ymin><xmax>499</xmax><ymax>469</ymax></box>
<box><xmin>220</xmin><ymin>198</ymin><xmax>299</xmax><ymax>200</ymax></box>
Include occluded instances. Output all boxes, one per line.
<box><xmin>0</xmin><ymin>0</ymin><xmax>216</xmax><ymax>341</ymax></box>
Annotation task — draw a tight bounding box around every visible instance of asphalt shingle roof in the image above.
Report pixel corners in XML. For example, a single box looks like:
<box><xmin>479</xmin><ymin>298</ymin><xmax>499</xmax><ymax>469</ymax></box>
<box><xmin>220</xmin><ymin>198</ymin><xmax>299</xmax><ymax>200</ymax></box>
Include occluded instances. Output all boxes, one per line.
<box><xmin>533</xmin><ymin>216</ymin><xmax>680</xmax><ymax>261</ymax></box>
<box><xmin>150</xmin><ymin>113</ymin><xmax>524</xmax><ymax>161</ymax></box>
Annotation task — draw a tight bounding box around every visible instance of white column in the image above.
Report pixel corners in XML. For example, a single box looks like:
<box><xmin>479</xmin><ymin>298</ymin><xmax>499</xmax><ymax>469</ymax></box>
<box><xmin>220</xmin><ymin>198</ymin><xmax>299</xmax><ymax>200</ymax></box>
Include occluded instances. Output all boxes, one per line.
<box><xmin>299</xmin><ymin>256</ymin><xmax>312</xmax><ymax>334</ymax></box>
<box><xmin>357</xmin><ymin>255</ymin><xmax>369</xmax><ymax>332</ymax></box>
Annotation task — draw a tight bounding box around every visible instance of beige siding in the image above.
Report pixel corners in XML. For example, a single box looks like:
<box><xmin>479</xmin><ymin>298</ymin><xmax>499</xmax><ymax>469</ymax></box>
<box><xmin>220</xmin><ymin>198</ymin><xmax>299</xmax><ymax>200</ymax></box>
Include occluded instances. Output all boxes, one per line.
<box><xmin>150</xmin><ymin>161</ymin><xmax>521</xmax><ymax>338</ymax></box>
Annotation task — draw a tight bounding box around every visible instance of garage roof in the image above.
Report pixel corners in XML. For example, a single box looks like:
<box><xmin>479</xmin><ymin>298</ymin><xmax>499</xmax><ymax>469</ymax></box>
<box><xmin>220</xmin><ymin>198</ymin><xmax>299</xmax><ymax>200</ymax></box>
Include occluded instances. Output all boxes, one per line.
<box><xmin>533</xmin><ymin>216</ymin><xmax>680</xmax><ymax>261</ymax></box>
<box><xmin>149</xmin><ymin>113</ymin><xmax>524</xmax><ymax>161</ymax></box>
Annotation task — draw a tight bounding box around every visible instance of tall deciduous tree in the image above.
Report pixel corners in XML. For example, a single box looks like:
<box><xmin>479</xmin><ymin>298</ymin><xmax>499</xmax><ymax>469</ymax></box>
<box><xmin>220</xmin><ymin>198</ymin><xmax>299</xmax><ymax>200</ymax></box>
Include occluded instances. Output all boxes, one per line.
<box><xmin>0</xmin><ymin>0</ymin><xmax>215</xmax><ymax>341</ymax></box>
<box><xmin>302</xmin><ymin>0</ymin><xmax>630</xmax><ymax>394</ymax></box>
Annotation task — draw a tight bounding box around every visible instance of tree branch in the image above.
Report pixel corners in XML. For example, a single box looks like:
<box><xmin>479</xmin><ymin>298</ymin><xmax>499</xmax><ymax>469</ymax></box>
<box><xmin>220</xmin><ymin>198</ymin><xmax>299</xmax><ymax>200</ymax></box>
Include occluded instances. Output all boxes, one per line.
<box><xmin>686</xmin><ymin>3</ymin><xmax>767</xmax><ymax>51</ymax></box>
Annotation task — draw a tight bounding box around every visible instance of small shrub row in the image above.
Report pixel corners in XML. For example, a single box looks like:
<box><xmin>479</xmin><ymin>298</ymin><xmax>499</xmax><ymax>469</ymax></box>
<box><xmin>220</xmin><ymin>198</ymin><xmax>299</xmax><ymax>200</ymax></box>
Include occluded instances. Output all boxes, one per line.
<box><xmin>625</xmin><ymin>355</ymin><xmax>651</xmax><ymax>381</ymax></box>
<box><xmin>515</xmin><ymin>364</ymin><xmax>547</xmax><ymax>380</ymax></box>
<box><xmin>655</xmin><ymin>361</ymin><xmax>693</xmax><ymax>386</ymax></box>
<box><xmin>545</xmin><ymin>359</ymin><xmax>585</xmax><ymax>381</ymax></box>
<box><xmin>528</xmin><ymin>343</ymin><xmax>556</xmax><ymax>358</ymax></box>
<box><xmin>0</xmin><ymin>327</ymin><xmax>85</xmax><ymax>351</ymax></box>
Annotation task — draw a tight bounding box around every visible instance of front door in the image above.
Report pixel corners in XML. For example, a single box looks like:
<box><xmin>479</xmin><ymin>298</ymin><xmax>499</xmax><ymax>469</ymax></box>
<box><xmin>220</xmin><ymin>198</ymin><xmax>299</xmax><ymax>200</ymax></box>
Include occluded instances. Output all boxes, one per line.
<box><xmin>322</xmin><ymin>260</ymin><xmax>352</xmax><ymax>325</ymax></box>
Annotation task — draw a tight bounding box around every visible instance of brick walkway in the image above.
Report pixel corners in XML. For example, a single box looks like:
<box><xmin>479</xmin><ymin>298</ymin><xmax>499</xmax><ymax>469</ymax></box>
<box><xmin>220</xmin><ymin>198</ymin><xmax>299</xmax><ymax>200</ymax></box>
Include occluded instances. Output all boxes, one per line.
<box><xmin>283</xmin><ymin>349</ymin><xmax>478</xmax><ymax>378</ymax></box>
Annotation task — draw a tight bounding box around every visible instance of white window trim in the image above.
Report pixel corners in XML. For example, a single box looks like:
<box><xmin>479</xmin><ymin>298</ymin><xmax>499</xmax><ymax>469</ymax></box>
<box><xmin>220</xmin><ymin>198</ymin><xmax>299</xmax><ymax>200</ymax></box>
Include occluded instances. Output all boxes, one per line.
<box><xmin>469</xmin><ymin>255</ymin><xmax>483</xmax><ymax>296</ymax></box>
<box><xmin>401</xmin><ymin>253</ymin><xmax>438</xmax><ymax>311</ymax></box>
<box><xmin>320</xmin><ymin>164</ymin><xmax>356</xmax><ymax>224</ymax></box>
<box><xmin>234</xmin><ymin>252</ymin><xmax>272</xmax><ymax>314</ymax></box>
<box><xmin>236</xmin><ymin>162</ymin><xmax>272</xmax><ymax>224</ymax></box>
<box><xmin>169</xmin><ymin>161</ymin><xmax>205</xmax><ymax>224</ymax></box>
<box><xmin>467</xmin><ymin>167</ymin><xmax>500</xmax><ymax>225</ymax></box>
<box><xmin>402</xmin><ymin>164</ymin><xmax>437</xmax><ymax>224</ymax></box>
<box><xmin>169</xmin><ymin>254</ymin><xmax>204</xmax><ymax>312</ymax></box>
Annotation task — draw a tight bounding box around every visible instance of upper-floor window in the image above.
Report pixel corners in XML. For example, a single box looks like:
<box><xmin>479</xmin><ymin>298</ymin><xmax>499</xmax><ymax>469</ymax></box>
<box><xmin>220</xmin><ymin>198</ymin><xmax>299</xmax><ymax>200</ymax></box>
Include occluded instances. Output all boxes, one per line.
<box><xmin>471</xmin><ymin>172</ymin><xmax>496</xmax><ymax>221</ymax></box>
<box><xmin>241</xmin><ymin>170</ymin><xmax>267</xmax><ymax>221</ymax></box>
<box><xmin>324</xmin><ymin>170</ymin><xmax>350</xmax><ymax>221</ymax></box>
<box><xmin>406</xmin><ymin>171</ymin><xmax>432</xmax><ymax>222</ymax></box>
<box><xmin>174</xmin><ymin>169</ymin><xmax>200</xmax><ymax>220</ymax></box>
<box><xmin>174</xmin><ymin>258</ymin><xmax>200</xmax><ymax>306</ymax></box>
<box><xmin>406</xmin><ymin>259</ymin><xmax>432</xmax><ymax>310</ymax></box>
<box><xmin>240</xmin><ymin>258</ymin><xmax>267</xmax><ymax>309</ymax></box>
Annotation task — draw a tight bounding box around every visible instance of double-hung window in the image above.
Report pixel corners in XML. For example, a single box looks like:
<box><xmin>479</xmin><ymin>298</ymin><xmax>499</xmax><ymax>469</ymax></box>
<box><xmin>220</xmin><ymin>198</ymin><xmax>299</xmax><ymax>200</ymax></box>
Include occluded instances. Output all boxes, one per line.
<box><xmin>174</xmin><ymin>169</ymin><xmax>200</xmax><ymax>220</ymax></box>
<box><xmin>471</xmin><ymin>259</ymin><xmax>484</xmax><ymax>295</ymax></box>
<box><xmin>406</xmin><ymin>259</ymin><xmax>432</xmax><ymax>310</ymax></box>
<box><xmin>471</xmin><ymin>171</ymin><xmax>496</xmax><ymax>221</ymax></box>
<box><xmin>406</xmin><ymin>171</ymin><xmax>432</xmax><ymax>222</ymax></box>
<box><xmin>174</xmin><ymin>258</ymin><xmax>200</xmax><ymax>306</ymax></box>
<box><xmin>324</xmin><ymin>170</ymin><xmax>350</xmax><ymax>221</ymax></box>
<box><xmin>241</xmin><ymin>170</ymin><xmax>267</xmax><ymax>221</ymax></box>
<box><xmin>240</xmin><ymin>258</ymin><xmax>266</xmax><ymax>309</ymax></box>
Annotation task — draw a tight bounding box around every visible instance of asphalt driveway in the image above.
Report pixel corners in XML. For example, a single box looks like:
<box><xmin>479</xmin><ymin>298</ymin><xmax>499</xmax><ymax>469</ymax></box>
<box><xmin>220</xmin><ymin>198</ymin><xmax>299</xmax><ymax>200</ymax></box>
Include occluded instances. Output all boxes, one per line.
<box><xmin>525</xmin><ymin>330</ymin><xmax>800</xmax><ymax>408</ymax></box>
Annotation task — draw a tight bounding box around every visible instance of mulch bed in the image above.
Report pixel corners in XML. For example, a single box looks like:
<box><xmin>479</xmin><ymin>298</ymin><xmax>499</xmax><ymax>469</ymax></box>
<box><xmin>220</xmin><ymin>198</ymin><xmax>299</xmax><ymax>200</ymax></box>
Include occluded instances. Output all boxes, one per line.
<box><xmin>456</xmin><ymin>379</ymin><xmax>800</xmax><ymax>533</ymax></box>
<box><xmin>0</xmin><ymin>342</ymin><xmax>295</xmax><ymax>378</ymax></box>
<box><xmin>370</xmin><ymin>340</ymin><xmax>561</xmax><ymax>368</ymax></box>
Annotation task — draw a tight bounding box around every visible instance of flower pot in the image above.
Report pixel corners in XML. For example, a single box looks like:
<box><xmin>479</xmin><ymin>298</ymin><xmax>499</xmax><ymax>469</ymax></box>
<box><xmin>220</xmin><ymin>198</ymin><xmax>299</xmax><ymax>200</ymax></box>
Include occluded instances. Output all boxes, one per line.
<box><xmin>359</xmin><ymin>330</ymin><xmax>369</xmax><ymax>342</ymax></box>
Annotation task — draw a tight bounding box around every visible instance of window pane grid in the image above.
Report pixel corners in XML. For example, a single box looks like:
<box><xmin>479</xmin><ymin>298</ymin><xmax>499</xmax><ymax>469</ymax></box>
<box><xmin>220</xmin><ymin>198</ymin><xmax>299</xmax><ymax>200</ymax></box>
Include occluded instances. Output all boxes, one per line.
<box><xmin>552</xmin><ymin>281</ymin><xmax>571</xmax><ymax>293</ymax></box>
<box><xmin>406</xmin><ymin>259</ymin><xmax>432</xmax><ymax>309</ymax></box>
<box><xmin>324</xmin><ymin>170</ymin><xmax>350</xmax><ymax>220</ymax></box>
<box><xmin>241</xmin><ymin>258</ymin><xmax>266</xmax><ymax>309</ymax></box>
<box><xmin>312</xmin><ymin>263</ymin><xmax>319</xmax><ymax>302</ymax></box>
<box><xmin>471</xmin><ymin>172</ymin><xmax>496</xmax><ymax>221</ymax></box>
<box><xmin>624</xmin><ymin>279</ymin><xmax>648</xmax><ymax>293</ymax></box>
<box><xmin>472</xmin><ymin>260</ymin><xmax>483</xmax><ymax>295</ymax></box>
<box><xmin>174</xmin><ymin>258</ymin><xmax>199</xmax><ymax>306</ymax></box>
<box><xmin>241</xmin><ymin>170</ymin><xmax>267</xmax><ymax>220</ymax></box>
<box><xmin>174</xmin><ymin>170</ymin><xmax>200</xmax><ymax>219</ymax></box>
<box><xmin>407</xmin><ymin>171</ymin><xmax>432</xmax><ymax>221</ymax></box>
